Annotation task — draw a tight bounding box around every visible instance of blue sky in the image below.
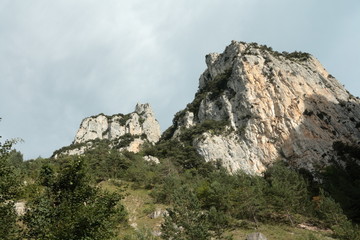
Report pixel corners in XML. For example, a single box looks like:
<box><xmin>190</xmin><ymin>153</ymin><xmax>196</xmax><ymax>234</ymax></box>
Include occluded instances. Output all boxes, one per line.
<box><xmin>1</xmin><ymin>0</ymin><xmax>359</xmax><ymax>159</ymax></box>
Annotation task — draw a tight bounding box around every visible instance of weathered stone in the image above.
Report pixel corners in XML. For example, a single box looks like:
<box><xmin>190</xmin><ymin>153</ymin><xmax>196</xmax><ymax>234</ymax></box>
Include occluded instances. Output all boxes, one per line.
<box><xmin>74</xmin><ymin>103</ymin><xmax>160</xmax><ymax>144</ymax></box>
<box><xmin>168</xmin><ymin>41</ymin><xmax>360</xmax><ymax>174</ymax></box>
<box><xmin>143</xmin><ymin>155</ymin><xmax>160</xmax><ymax>164</ymax></box>
<box><xmin>14</xmin><ymin>201</ymin><xmax>26</xmax><ymax>216</ymax></box>
<box><xmin>246</xmin><ymin>232</ymin><xmax>267</xmax><ymax>240</ymax></box>
<box><xmin>148</xmin><ymin>208</ymin><xmax>168</xmax><ymax>219</ymax></box>
<box><xmin>53</xmin><ymin>103</ymin><xmax>161</xmax><ymax>157</ymax></box>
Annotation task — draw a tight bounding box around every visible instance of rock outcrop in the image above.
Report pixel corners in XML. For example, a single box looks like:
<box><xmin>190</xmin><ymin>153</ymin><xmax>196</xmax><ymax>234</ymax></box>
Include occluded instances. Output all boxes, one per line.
<box><xmin>53</xmin><ymin>103</ymin><xmax>161</xmax><ymax>157</ymax></box>
<box><xmin>165</xmin><ymin>41</ymin><xmax>360</xmax><ymax>174</ymax></box>
<box><xmin>246</xmin><ymin>232</ymin><xmax>268</xmax><ymax>240</ymax></box>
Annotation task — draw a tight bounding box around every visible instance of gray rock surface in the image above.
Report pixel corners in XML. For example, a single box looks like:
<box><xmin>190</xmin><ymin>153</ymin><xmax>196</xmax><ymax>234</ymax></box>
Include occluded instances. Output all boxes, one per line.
<box><xmin>14</xmin><ymin>201</ymin><xmax>26</xmax><ymax>216</ymax></box>
<box><xmin>54</xmin><ymin>103</ymin><xmax>161</xmax><ymax>157</ymax></box>
<box><xmin>74</xmin><ymin>103</ymin><xmax>160</xmax><ymax>144</ymax></box>
<box><xmin>143</xmin><ymin>155</ymin><xmax>160</xmax><ymax>164</ymax></box>
<box><xmin>168</xmin><ymin>41</ymin><xmax>360</xmax><ymax>174</ymax></box>
<box><xmin>246</xmin><ymin>232</ymin><xmax>267</xmax><ymax>240</ymax></box>
<box><xmin>148</xmin><ymin>208</ymin><xmax>168</xmax><ymax>219</ymax></box>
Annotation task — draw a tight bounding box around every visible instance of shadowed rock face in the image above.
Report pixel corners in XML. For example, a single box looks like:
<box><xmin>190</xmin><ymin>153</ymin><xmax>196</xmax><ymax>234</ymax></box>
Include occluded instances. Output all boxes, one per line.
<box><xmin>53</xmin><ymin>103</ymin><xmax>161</xmax><ymax>157</ymax></box>
<box><xmin>167</xmin><ymin>41</ymin><xmax>360</xmax><ymax>174</ymax></box>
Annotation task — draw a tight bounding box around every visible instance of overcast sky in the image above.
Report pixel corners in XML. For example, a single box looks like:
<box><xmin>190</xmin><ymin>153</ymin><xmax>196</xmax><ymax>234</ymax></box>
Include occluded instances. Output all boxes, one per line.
<box><xmin>1</xmin><ymin>0</ymin><xmax>359</xmax><ymax>160</ymax></box>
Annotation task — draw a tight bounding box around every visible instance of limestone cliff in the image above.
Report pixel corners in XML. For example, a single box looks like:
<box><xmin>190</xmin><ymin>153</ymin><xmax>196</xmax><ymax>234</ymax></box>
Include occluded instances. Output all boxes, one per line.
<box><xmin>165</xmin><ymin>41</ymin><xmax>360</xmax><ymax>174</ymax></box>
<box><xmin>53</xmin><ymin>103</ymin><xmax>161</xmax><ymax>157</ymax></box>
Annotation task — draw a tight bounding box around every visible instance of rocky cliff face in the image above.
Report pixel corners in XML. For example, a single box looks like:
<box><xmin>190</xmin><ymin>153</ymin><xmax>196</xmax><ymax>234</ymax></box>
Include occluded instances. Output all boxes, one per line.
<box><xmin>166</xmin><ymin>41</ymin><xmax>360</xmax><ymax>174</ymax></box>
<box><xmin>53</xmin><ymin>103</ymin><xmax>161</xmax><ymax>157</ymax></box>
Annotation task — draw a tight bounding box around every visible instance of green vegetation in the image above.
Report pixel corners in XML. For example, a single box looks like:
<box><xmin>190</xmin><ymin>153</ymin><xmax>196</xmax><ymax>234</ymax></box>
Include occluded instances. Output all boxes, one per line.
<box><xmin>118</xmin><ymin>114</ymin><xmax>132</xmax><ymax>125</ymax></box>
<box><xmin>1</xmin><ymin>117</ymin><xmax>360</xmax><ymax>239</ymax></box>
<box><xmin>161</xmin><ymin>186</ymin><xmax>215</xmax><ymax>240</ymax></box>
<box><xmin>52</xmin><ymin>141</ymin><xmax>88</xmax><ymax>157</ymax></box>
<box><xmin>146</xmin><ymin>120</ymin><xmax>229</xmax><ymax>173</ymax></box>
<box><xmin>179</xmin><ymin>119</ymin><xmax>230</xmax><ymax>143</ymax></box>
<box><xmin>320</xmin><ymin>141</ymin><xmax>360</xmax><ymax>223</ymax></box>
<box><xmin>244</xmin><ymin>42</ymin><xmax>311</xmax><ymax>62</ymax></box>
<box><xmin>52</xmin><ymin>133</ymin><xmax>145</xmax><ymax>158</ymax></box>
<box><xmin>186</xmin><ymin>68</ymin><xmax>233</xmax><ymax>115</ymax></box>
<box><xmin>23</xmin><ymin>158</ymin><xmax>127</xmax><ymax>240</ymax></box>
<box><xmin>283</xmin><ymin>51</ymin><xmax>311</xmax><ymax>62</ymax></box>
<box><xmin>0</xmin><ymin>135</ymin><xmax>22</xmax><ymax>240</ymax></box>
<box><xmin>113</xmin><ymin>134</ymin><xmax>137</xmax><ymax>149</ymax></box>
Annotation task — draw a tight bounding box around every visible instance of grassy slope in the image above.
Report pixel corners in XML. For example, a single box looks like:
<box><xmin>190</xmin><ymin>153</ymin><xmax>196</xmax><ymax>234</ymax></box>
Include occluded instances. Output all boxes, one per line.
<box><xmin>99</xmin><ymin>180</ymin><xmax>335</xmax><ymax>240</ymax></box>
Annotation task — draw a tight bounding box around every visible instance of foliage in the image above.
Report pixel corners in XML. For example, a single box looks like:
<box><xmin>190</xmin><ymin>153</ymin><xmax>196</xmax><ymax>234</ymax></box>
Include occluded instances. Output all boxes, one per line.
<box><xmin>264</xmin><ymin>162</ymin><xmax>310</xmax><ymax>225</ymax></box>
<box><xmin>118</xmin><ymin>113</ymin><xmax>132</xmax><ymax>125</ymax></box>
<box><xmin>179</xmin><ymin>119</ymin><xmax>230</xmax><ymax>143</ymax></box>
<box><xmin>123</xmin><ymin>227</ymin><xmax>159</xmax><ymax>240</ymax></box>
<box><xmin>22</xmin><ymin>157</ymin><xmax>127</xmax><ymax>240</ymax></box>
<box><xmin>112</xmin><ymin>134</ymin><xmax>137</xmax><ymax>149</ymax></box>
<box><xmin>6</xmin><ymin>150</ymin><xmax>24</xmax><ymax>170</ymax></box>
<box><xmin>3</xmin><ymin>114</ymin><xmax>360</xmax><ymax>239</ymax></box>
<box><xmin>282</xmin><ymin>51</ymin><xmax>311</xmax><ymax>62</ymax></box>
<box><xmin>124</xmin><ymin>154</ymin><xmax>162</xmax><ymax>189</ymax></box>
<box><xmin>0</xmin><ymin>141</ymin><xmax>21</xmax><ymax>202</ymax></box>
<box><xmin>144</xmin><ymin>139</ymin><xmax>212</xmax><ymax>173</ymax></box>
<box><xmin>320</xmin><ymin>141</ymin><xmax>360</xmax><ymax>222</ymax></box>
<box><xmin>0</xmin><ymin>203</ymin><xmax>20</xmax><ymax>240</ymax></box>
<box><xmin>186</xmin><ymin>68</ymin><xmax>233</xmax><ymax>115</ymax></box>
<box><xmin>313</xmin><ymin>189</ymin><xmax>348</xmax><ymax>228</ymax></box>
<box><xmin>82</xmin><ymin>142</ymin><xmax>133</xmax><ymax>181</ymax></box>
<box><xmin>161</xmin><ymin>186</ymin><xmax>212</xmax><ymax>240</ymax></box>
<box><xmin>150</xmin><ymin>174</ymin><xmax>182</xmax><ymax>204</ymax></box>
<box><xmin>245</xmin><ymin>42</ymin><xmax>311</xmax><ymax>62</ymax></box>
<box><xmin>208</xmin><ymin>207</ymin><xmax>232</xmax><ymax>239</ymax></box>
<box><xmin>51</xmin><ymin>141</ymin><xmax>88</xmax><ymax>158</ymax></box>
<box><xmin>229</xmin><ymin>172</ymin><xmax>267</xmax><ymax>227</ymax></box>
<box><xmin>0</xmin><ymin>136</ymin><xmax>22</xmax><ymax>240</ymax></box>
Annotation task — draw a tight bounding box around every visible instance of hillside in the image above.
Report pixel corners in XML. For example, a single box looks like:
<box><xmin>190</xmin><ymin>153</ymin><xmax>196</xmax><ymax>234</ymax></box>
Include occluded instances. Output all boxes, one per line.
<box><xmin>1</xmin><ymin>41</ymin><xmax>360</xmax><ymax>240</ymax></box>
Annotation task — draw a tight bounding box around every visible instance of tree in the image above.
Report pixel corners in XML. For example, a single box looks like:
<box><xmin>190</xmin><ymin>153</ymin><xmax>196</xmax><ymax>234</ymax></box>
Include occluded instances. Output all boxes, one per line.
<box><xmin>264</xmin><ymin>162</ymin><xmax>310</xmax><ymax>225</ymax></box>
<box><xmin>230</xmin><ymin>172</ymin><xmax>267</xmax><ymax>227</ymax></box>
<box><xmin>321</xmin><ymin>141</ymin><xmax>360</xmax><ymax>222</ymax></box>
<box><xmin>161</xmin><ymin>186</ymin><xmax>211</xmax><ymax>240</ymax></box>
<box><xmin>7</xmin><ymin>150</ymin><xmax>24</xmax><ymax>169</ymax></box>
<box><xmin>208</xmin><ymin>206</ymin><xmax>231</xmax><ymax>239</ymax></box>
<box><xmin>313</xmin><ymin>189</ymin><xmax>360</xmax><ymax>240</ymax></box>
<box><xmin>0</xmin><ymin>130</ymin><xmax>21</xmax><ymax>240</ymax></box>
<box><xmin>23</xmin><ymin>157</ymin><xmax>127</xmax><ymax>240</ymax></box>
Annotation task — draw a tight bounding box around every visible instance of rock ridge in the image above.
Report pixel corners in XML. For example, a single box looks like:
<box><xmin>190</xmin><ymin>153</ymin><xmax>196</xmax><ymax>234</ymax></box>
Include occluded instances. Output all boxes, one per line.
<box><xmin>165</xmin><ymin>40</ymin><xmax>360</xmax><ymax>174</ymax></box>
<box><xmin>53</xmin><ymin>103</ymin><xmax>161</xmax><ymax>157</ymax></box>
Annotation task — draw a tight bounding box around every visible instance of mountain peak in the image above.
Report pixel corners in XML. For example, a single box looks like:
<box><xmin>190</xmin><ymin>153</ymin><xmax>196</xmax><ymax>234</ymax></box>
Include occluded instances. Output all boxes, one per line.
<box><xmin>165</xmin><ymin>41</ymin><xmax>360</xmax><ymax>174</ymax></box>
<box><xmin>53</xmin><ymin>103</ymin><xmax>161</xmax><ymax>158</ymax></box>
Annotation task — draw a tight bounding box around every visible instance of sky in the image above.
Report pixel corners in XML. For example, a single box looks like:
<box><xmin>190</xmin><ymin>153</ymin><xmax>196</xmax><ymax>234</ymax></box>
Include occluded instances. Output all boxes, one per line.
<box><xmin>0</xmin><ymin>0</ymin><xmax>359</xmax><ymax>160</ymax></box>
